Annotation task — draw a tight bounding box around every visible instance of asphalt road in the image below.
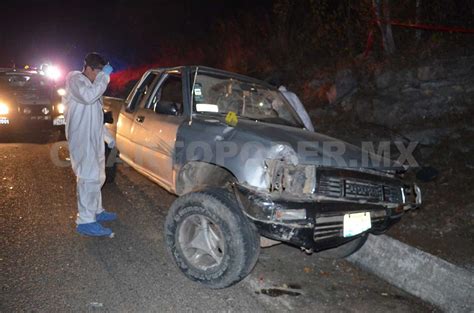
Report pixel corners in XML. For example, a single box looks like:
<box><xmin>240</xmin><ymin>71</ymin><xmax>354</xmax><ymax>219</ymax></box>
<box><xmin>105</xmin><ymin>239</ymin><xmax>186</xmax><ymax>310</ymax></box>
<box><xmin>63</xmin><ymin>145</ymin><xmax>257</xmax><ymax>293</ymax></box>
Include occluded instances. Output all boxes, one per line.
<box><xmin>0</xmin><ymin>133</ymin><xmax>436</xmax><ymax>312</ymax></box>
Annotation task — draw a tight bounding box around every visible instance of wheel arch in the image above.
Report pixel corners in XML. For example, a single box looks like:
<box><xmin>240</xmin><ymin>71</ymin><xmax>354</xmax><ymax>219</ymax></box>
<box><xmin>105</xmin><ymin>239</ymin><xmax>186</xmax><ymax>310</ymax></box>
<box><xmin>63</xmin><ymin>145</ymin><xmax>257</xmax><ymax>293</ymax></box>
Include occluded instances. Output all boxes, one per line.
<box><xmin>176</xmin><ymin>161</ymin><xmax>238</xmax><ymax>196</ymax></box>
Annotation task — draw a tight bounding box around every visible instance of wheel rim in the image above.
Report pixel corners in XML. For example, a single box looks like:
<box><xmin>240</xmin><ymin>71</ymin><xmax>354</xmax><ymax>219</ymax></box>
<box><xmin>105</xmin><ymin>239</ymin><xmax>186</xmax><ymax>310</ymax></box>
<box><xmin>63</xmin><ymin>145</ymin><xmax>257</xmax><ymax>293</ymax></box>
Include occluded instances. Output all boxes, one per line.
<box><xmin>178</xmin><ymin>213</ymin><xmax>225</xmax><ymax>271</ymax></box>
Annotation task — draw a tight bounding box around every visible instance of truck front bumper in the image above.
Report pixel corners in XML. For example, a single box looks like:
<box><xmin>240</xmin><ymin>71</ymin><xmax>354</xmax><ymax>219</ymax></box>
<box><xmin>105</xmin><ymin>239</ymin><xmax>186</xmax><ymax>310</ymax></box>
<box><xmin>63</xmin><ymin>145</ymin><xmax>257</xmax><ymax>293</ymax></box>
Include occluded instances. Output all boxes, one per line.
<box><xmin>234</xmin><ymin>183</ymin><xmax>422</xmax><ymax>251</ymax></box>
<box><xmin>0</xmin><ymin>114</ymin><xmax>65</xmax><ymax>130</ymax></box>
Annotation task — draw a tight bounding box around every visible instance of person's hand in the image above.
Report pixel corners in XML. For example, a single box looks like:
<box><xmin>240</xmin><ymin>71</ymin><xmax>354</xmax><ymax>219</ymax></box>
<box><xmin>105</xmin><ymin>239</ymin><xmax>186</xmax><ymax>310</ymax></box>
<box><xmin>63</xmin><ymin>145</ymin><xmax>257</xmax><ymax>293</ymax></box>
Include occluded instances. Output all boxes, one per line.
<box><xmin>102</xmin><ymin>64</ymin><xmax>113</xmax><ymax>75</ymax></box>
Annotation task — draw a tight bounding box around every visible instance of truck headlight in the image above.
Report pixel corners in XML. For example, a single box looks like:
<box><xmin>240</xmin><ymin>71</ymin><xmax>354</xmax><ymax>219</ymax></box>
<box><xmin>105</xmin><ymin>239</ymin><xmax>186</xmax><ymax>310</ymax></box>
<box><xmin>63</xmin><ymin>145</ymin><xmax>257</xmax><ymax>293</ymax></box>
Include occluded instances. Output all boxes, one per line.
<box><xmin>56</xmin><ymin>103</ymin><xmax>65</xmax><ymax>114</ymax></box>
<box><xmin>266</xmin><ymin>159</ymin><xmax>316</xmax><ymax>195</ymax></box>
<box><xmin>275</xmin><ymin>208</ymin><xmax>306</xmax><ymax>221</ymax></box>
<box><xmin>57</xmin><ymin>88</ymin><xmax>66</xmax><ymax>96</ymax></box>
<box><xmin>43</xmin><ymin>65</ymin><xmax>61</xmax><ymax>80</ymax></box>
<box><xmin>0</xmin><ymin>102</ymin><xmax>9</xmax><ymax>115</ymax></box>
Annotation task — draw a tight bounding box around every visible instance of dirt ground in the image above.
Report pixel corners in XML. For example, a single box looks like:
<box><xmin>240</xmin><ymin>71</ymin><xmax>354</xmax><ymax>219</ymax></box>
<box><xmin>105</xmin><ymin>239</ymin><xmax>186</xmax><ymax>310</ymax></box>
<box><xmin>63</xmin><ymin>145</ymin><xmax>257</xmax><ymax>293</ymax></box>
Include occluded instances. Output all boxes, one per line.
<box><xmin>388</xmin><ymin>136</ymin><xmax>474</xmax><ymax>270</ymax></box>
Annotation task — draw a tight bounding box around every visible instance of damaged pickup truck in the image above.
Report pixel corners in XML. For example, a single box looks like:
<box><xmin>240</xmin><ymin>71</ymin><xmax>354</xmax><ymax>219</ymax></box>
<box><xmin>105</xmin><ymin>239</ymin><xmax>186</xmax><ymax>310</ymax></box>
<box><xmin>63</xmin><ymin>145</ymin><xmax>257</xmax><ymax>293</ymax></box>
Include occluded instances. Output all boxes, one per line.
<box><xmin>103</xmin><ymin>66</ymin><xmax>422</xmax><ymax>288</ymax></box>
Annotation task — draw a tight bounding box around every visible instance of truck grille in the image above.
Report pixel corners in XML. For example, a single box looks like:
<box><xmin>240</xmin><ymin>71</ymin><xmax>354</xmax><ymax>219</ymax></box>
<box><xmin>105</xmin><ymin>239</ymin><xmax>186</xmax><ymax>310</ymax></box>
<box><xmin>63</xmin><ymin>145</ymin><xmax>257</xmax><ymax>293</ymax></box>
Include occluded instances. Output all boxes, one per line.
<box><xmin>344</xmin><ymin>180</ymin><xmax>383</xmax><ymax>201</ymax></box>
<box><xmin>318</xmin><ymin>177</ymin><xmax>342</xmax><ymax>197</ymax></box>
<box><xmin>383</xmin><ymin>185</ymin><xmax>403</xmax><ymax>203</ymax></box>
<box><xmin>318</xmin><ymin>175</ymin><xmax>403</xmax><ymax>204</ymax></box>
<box><xmin>19</xmin><ymin>105</ymin><xmax>52</xmax><ymax>117</ymax></box>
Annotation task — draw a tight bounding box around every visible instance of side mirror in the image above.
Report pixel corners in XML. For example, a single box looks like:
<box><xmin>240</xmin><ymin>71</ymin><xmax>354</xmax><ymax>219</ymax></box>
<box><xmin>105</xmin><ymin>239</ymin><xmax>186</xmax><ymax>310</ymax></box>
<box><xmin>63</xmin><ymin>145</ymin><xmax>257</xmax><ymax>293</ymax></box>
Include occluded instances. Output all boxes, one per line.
<box><xmin>155</xmin><ymin>101</ymin><xmax>178</xmax><ymax>115</ymax></box>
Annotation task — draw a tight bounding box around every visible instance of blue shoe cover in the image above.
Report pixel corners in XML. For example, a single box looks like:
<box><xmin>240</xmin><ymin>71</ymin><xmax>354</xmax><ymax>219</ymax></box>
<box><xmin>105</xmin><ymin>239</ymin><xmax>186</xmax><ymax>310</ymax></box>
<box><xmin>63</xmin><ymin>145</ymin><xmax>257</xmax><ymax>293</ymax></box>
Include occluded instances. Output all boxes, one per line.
<box><xmin>77</xmin><ymin>222</ymin><xmax>113</xmax><ymax>237</ymax></box>
<box><xmin>96</xmin><ymin>211</ymin><xmax>117</xmax><ymax>222</ymax></box>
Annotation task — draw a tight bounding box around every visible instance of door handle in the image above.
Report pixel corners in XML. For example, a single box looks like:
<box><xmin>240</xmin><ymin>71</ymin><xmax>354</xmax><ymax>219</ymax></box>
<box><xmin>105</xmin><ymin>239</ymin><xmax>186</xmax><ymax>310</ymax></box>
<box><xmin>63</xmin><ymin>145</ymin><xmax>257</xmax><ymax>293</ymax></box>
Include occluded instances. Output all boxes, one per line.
<box><xmin>136</xmin><ymin>115</ymin><xmax>145</xmax><ymax>123</ymax></box>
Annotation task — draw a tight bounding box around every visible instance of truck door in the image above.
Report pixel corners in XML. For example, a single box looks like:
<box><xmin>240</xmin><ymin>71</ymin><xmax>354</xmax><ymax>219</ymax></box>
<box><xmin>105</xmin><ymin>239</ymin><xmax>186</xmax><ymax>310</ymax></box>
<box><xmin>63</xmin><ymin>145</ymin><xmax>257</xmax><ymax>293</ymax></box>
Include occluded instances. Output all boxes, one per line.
<box><xmin>132</xmin><ymin>70</ymin><xmax>187</xmax><ymax>192</ymax></box>
<box><xmin>116</xmin><ymin>71</ymin><xmax>159</xmax><ymax>165</ymax></box>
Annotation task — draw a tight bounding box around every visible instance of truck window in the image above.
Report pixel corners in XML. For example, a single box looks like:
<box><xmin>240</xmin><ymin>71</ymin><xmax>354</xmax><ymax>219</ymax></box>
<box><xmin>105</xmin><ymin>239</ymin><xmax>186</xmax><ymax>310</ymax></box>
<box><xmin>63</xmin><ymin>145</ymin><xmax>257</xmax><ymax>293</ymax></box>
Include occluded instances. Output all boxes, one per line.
<box><xmin>149</xmin><ymin>73</ymin><xmax>183</xmax><ymax>115</ymax></box>
<box><xmin>126</xmin><ymin>72</ymin><xmax>158</xmax><ymax>113</ymax></box>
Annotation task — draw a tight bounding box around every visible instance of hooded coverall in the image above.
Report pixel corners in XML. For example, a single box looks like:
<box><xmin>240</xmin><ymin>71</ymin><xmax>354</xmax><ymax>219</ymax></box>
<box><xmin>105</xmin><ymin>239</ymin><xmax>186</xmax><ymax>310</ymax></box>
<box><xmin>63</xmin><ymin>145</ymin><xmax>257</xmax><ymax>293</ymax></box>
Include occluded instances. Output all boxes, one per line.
<box><xmin>64</xmin><ymin>71</ymin><xmax>110</xmax><ymax>225</ymax></box>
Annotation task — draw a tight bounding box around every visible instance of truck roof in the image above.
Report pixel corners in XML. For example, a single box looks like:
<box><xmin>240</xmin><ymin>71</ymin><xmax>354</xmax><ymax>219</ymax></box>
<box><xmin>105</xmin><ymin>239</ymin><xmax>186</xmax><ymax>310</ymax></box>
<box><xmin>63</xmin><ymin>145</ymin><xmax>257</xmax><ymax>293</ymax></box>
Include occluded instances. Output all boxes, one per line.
<box><xmin>0</xmin><ymin>68</ymin><xmax>40</xmax><ymax>76</ymax></box>
<box><xmin>149</xmin><ymin>66</ymin><xmax>275</xmax><ymax>89</ymax></box>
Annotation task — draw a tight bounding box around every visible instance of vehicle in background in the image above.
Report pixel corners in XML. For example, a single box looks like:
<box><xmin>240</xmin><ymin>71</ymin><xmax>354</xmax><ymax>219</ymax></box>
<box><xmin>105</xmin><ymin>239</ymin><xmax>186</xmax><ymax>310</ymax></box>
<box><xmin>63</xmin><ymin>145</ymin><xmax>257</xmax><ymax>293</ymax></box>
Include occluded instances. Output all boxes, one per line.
<box><xmin>0</xmin><ymin>68</ymin><xmax>65</xmax><ymax>132</ymax></box>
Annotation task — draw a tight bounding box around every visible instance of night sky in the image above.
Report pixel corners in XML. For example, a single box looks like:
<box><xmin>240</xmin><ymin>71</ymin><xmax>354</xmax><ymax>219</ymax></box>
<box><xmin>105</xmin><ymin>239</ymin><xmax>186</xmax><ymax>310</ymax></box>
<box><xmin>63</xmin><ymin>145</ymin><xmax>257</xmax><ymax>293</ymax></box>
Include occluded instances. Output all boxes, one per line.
<box><xmin>0</xmin><ymin>0</ymin><xmax>272</xmax><ymax>71</ymax></box>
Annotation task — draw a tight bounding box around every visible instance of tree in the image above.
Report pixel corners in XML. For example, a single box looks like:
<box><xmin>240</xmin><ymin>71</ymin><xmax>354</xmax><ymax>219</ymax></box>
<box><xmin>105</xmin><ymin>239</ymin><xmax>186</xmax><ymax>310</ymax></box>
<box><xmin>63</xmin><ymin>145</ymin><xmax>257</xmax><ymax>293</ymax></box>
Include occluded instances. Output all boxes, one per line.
<box><xmin>373</xmin><ymin>0</ymin><xmax>396</xmax><ymax>54</ymax></box>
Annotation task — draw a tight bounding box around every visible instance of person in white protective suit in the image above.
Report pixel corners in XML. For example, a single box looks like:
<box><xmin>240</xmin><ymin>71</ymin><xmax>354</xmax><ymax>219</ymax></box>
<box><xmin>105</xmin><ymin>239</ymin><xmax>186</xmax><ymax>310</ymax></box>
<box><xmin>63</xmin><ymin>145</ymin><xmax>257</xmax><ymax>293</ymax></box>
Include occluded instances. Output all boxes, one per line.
<box><xmin>278</xmin><ymin>86</ymin><xmax>315</xmax><ymax>132</ymax></box>
<box><xmin>64</xmin><ymin>52</ymin><xmax>117</xmax><ymax>237</ymax></box>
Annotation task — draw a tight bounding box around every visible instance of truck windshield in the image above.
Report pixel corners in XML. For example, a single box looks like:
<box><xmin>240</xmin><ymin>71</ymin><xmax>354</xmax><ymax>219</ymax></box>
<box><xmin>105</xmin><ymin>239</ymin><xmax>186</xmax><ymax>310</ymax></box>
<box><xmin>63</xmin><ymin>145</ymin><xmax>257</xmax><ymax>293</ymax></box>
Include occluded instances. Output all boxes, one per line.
<box><xmin>0</xmin><ymin>73</ymin><xmax>51</xmax><ymax>90</ymax></box>
<box><xmin>192</xmin><ymin>72</ymin><xmax>304</xmax><ymax>128</ymax></box>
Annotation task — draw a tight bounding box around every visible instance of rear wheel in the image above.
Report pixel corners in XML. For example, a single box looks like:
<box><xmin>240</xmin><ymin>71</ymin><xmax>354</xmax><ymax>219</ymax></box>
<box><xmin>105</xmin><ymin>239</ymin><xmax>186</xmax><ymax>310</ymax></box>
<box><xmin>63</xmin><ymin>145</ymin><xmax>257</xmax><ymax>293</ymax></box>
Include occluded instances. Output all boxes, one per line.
<box><xmin>165</xmin><ymin>188</ymin><xmax>260</xmax><ymax>289</ymax></box>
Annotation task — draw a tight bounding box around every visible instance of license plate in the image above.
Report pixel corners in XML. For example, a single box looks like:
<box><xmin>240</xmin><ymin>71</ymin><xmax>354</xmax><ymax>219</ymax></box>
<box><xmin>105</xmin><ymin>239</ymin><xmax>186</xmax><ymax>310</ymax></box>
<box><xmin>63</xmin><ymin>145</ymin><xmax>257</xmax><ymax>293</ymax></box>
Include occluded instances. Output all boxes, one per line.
<box><xmin>343</xmin><ymin>212</ymin><xmax>371</xmax><ymax>237</ymax></box>
<box><xmin>0</xmin><ymin>117</ymin><xmax>9</xmax><ymax>125</ymax></box>
<box><xmin>53</xmin><ymin>116</ymin><xmax>65</xmax><ymax>126</ymax></box>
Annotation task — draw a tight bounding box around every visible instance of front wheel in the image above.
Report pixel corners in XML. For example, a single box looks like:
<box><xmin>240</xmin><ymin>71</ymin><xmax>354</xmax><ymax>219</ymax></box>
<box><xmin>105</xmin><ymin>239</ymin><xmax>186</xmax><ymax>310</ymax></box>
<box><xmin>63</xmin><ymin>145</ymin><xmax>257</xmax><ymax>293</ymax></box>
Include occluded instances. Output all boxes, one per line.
<box><xmin>104</xmin><ymin>145</ymin><xmax>118</xmax><ymax>184</ymax></box>
<box><xmin>165</xmin><ymin>188</ymin><xmax>260</xmax><ymax>289</ymax></box>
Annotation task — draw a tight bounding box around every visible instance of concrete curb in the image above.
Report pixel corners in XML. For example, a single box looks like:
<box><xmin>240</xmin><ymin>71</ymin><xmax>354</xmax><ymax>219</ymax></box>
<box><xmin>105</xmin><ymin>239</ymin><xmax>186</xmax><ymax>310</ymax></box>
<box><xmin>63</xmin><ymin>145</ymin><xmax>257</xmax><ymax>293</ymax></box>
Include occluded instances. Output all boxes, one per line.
<box><xmin>347</xmin><ymin>235</ymin><xmax>474</xmax><ymax>313</ymax></box>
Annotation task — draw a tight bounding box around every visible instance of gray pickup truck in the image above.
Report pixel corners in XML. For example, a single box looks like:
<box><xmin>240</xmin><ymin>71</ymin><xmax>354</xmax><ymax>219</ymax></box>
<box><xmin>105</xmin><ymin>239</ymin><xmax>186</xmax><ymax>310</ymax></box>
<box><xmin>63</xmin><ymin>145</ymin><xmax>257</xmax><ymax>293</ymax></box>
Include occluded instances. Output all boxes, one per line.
<box><xmin>104</xmin><ymin>66</ymin><xmax>422</xmax><ymax>289</ymax></box>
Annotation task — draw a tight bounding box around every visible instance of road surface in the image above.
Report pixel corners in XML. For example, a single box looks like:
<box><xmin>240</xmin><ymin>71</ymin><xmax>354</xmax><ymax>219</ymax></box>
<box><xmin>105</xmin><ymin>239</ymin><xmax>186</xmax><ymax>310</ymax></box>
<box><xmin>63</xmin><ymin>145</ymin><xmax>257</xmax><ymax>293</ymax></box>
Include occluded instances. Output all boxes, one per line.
<box><xmin>0</xmin><ymin>133</ymin><xmax>436</xmax><ymax>312</ymax></box>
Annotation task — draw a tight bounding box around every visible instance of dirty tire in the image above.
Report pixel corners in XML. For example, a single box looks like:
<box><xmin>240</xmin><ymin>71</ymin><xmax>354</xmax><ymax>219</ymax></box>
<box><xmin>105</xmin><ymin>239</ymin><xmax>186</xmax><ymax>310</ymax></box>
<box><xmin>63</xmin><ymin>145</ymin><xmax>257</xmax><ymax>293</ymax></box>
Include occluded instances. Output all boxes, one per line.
<box><xmin>57</xmin><ymin>126</ymin><xmax>66</xmax><ymax>141</ymax></box>
<box><xmin>317</xmin><ymin>234</ymin><xmax>368</xmax><ymax>259</ymax></box>
<box><xmin>104</xmin><ymin>146</ymin><xmax>118</xmax><ymax>184</ymax></box>
<box><xmin>165</xmin><ymin>188</ymin><xmax>260</xmax><ymax>289</ymax></box>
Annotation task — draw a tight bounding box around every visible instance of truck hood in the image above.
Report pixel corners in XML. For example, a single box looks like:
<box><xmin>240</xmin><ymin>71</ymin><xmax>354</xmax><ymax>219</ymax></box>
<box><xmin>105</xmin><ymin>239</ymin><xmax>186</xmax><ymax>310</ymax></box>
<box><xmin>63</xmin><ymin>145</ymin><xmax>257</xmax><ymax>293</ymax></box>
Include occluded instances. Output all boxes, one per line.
<box><xmin>1</xmin><ymin>88</ymin><xmax>52</xmax><ymax>105</ymax></box>
<box><xmin>191</xmin><ymin>114</ymin><xmax>404</xmax><ymax>172</ymax></box>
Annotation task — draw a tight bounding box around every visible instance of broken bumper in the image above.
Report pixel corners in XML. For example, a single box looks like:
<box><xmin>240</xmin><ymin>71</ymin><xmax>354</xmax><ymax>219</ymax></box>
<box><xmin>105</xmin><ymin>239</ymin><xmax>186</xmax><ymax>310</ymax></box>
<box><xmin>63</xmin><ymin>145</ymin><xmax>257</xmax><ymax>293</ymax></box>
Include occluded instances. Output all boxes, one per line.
<box><xmin>234</xmin><ymin>184</ymin><xmax>421</xmax><ymax>251</ymax></box>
